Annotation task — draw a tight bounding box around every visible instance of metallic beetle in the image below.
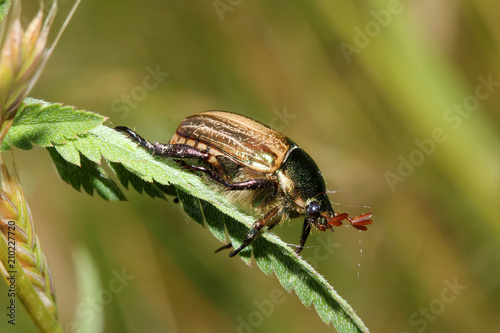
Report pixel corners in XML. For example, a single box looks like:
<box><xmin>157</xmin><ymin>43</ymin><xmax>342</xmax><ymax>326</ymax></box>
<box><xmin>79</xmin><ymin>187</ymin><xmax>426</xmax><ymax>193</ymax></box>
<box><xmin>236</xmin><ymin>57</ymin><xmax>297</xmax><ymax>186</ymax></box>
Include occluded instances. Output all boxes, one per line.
<box><xmin>116</xmin><ymin>111</ymin><xmax>372</xmax><ymax>257</ymax></box>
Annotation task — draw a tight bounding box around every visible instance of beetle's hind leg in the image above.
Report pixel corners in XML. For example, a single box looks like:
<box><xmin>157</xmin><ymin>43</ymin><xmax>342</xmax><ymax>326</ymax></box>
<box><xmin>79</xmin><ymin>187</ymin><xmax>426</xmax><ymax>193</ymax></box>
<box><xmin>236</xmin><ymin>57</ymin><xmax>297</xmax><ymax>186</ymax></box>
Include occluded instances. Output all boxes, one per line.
<box><xmin>185</xmin><ymin>165</ymin><xmax>276</xmax><ymax>191</ymax></box>
<box><xmin>115</xmin><ymin>126</ymin><xmax>155</xmax><ymax>151</ymax></box>
<box><xmin>184</xmin><ymin>165</ymin><xmax>276</xmax><ymax>191</ymax></box>
<box><xmin>115</xmin><ymin>126</ymin><xmax>208</xmax><ymax>160</ymax></box>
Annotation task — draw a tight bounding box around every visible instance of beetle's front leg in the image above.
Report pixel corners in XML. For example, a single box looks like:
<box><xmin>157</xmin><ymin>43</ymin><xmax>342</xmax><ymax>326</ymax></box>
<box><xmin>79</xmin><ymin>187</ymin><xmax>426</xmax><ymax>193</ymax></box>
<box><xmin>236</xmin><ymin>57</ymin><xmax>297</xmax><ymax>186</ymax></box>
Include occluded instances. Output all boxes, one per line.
<box><xmin>228</xmin><ymin>206</ymin><xmax>280</xmax><ymax>257</ymax></box>
<box><xmin>295</xmin><ymin>219</ymin><xmax>312</xmax><ymax>254</ymax></box>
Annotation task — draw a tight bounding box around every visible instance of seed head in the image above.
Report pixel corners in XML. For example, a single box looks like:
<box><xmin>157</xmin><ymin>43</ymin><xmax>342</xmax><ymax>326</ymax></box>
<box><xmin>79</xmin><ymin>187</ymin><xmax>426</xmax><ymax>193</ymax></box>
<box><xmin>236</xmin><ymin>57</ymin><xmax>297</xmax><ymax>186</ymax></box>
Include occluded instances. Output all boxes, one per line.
<box><xmin>0</xmin><ymin>1</ymin><xmax>56</xmax><ymax>140</ymax></box>
<box><xmin>0</xmin><ymin>0</ymin><xmax>80</xmax><ymax>143</ymax></box>
<box><xmin>0</xmin><ymin>157</ymin><xmax>58</xmax><ymax>318</ymax></box>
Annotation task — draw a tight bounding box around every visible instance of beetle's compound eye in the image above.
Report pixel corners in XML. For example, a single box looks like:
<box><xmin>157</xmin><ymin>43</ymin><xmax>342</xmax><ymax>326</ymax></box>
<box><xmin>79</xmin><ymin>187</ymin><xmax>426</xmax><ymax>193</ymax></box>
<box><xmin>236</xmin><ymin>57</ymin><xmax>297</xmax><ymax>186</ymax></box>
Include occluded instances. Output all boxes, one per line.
<box><xmin>306</xmin><ymin>201</ymin><xmax>321</xmax><ymax>218</ymax></box>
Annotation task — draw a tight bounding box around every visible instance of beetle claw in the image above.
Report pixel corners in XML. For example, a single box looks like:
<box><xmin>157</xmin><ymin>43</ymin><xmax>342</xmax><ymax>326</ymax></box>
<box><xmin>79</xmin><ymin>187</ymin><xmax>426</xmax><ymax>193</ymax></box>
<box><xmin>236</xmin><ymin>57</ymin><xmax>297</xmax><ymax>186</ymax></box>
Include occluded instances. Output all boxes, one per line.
<box><xmin>214</xmin><ymin>242</ymin><xmax>233</xmax><ymax>253</ymax></box>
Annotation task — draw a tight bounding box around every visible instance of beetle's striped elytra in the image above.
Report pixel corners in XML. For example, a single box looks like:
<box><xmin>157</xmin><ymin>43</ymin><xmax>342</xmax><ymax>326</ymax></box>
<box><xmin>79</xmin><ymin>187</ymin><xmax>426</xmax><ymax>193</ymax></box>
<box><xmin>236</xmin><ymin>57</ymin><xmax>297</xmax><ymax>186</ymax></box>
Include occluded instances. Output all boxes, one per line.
<box><xmin>115</xmin><ymin>111</ymin><xmax>372</xmax><ymax>257</ymax></box>
<box><xmin>170</xmin><ymin>111</ymin><xmax>291</xmax><ymax>173</ymax></box>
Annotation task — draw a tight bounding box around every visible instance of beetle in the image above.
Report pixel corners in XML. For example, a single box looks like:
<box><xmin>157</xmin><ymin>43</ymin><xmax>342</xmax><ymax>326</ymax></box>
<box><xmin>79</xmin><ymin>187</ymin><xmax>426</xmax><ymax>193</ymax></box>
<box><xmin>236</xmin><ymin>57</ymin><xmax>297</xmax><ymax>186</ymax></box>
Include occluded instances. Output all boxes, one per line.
<box><xmin>115</xmin><ymin>111</ymin><xmax>372</xmax><ymax>257</ymax></box>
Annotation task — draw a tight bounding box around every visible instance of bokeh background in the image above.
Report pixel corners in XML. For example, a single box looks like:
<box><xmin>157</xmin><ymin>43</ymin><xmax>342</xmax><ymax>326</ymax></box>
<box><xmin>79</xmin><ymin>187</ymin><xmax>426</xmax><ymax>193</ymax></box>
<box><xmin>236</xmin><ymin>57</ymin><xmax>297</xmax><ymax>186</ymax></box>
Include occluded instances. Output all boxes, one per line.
<box><xmin>1</xmin><ymin>0</ymin><xmax>500</xmax><ymax>332</ymax></box>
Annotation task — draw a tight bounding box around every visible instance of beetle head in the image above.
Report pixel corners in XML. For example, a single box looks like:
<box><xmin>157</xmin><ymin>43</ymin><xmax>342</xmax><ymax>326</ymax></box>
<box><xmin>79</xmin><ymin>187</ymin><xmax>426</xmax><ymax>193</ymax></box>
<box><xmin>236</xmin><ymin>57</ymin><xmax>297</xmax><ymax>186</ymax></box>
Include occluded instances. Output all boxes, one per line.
<box><xmin>305</xmin><ymin>192</ymin><xmax>341</xmax><ymax>231</ymax></box>
<box><xmin>305</xmin><ymin>193</ymin><xmax>374</xmax><ymax>232</ymax></box>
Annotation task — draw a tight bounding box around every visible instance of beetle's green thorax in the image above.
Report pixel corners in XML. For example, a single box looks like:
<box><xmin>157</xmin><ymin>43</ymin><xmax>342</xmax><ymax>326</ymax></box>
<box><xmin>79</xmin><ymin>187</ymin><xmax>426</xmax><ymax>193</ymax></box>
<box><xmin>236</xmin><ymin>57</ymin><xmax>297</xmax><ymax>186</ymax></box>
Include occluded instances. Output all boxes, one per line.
<box><xmin>277</xmin><ymin>145</ymin><xmax>332</xmax><ymax>212</ymax></box>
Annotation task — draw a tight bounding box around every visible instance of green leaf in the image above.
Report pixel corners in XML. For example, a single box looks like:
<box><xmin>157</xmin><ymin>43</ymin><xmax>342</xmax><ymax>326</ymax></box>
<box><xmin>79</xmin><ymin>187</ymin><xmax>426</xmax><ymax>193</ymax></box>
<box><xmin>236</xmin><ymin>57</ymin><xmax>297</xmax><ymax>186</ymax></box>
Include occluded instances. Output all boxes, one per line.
<box><xmin>176</xmin><ymin>189</ymin><xmax>205</xmax><ymax>227</ymax></box>
<box><xmin>55</xmin><ymin>140</ymin><xmax>81</xmax><ymax>165</ymax></box>
<box><xmin>201</xmin><ymin>199</ymin><xmax>226</xmax><ymax>242</ymax></box>
<box><xmin>73</xmin><ymin>134</ymin><xmax>102</xmax><ymax>164</ymax></box>
<box><xmin>4</xmin><ymin>99</ymin><xmax>370</xmax><ymax>333</ymax></box>
<box><xmin>48</xmin><ymin>147</ymin><xmax>126</xmax><ymax>201</ymax></box>
<box><xmin>108</xmin><ymin>161</ymin><xmax>166</xmax><ymax>199</ymax></box>
<box><xmin>1</xmin><ymin>98</ymin><xmax>105</xmax><ymax>151</ymax></box>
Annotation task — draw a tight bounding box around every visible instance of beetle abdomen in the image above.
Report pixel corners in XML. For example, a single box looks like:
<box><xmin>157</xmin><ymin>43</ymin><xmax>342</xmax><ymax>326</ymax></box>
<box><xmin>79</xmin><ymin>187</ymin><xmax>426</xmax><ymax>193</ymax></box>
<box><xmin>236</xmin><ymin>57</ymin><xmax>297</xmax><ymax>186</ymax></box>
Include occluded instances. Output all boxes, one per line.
<box><xmin>169</xmin><ymin>111</ymin><xmax>291</xmax><ymax>173</ymax></box>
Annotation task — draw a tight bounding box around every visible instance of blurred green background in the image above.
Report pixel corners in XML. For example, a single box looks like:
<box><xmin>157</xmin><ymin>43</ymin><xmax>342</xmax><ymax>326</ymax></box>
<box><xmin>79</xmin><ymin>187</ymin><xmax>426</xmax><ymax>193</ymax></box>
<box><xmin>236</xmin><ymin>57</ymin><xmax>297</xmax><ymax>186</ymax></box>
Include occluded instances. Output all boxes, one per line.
<box><xmin>1</xmin><ymin>0</ymin><xmax>500</xmax><ymax>332</ymax></box>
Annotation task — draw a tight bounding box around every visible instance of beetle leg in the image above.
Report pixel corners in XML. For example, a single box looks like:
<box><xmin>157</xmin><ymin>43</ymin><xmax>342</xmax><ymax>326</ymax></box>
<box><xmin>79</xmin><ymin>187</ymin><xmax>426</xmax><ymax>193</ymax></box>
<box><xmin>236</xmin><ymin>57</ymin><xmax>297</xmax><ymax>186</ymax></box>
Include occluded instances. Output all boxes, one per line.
<box><xmin>229</xmin><ymin>207</ymin><xmax>280</xmax><ymax>257</ymax></box>
<box><xmin>214</xmin><ymin>243</ymin><xmax>233</xmax><ymax>253</ymax></box>
<box><xmin>183</xmin><ymin>165</ymin><xmax>233</xmax><ymax>186</ymax></box>
<box><xmin>185</xmin><ymin>165</ymin><xmax>275</xmax><ymax>191</ymax></box>
<box><xmin>115</xmin><ymin>126</ymin><xmax>209</xmax><ymax>160</ymax></box>
<box><xmin>115</xmin><ymin>126</ymin><xmax>153</xmax><ymax>149</ymax></box>
<box><xmin>214</xmin><ymin>213</ymin><xmax>279</xmax><ymax>254</ymax></box>
<box><xmin>266</xmin><ymin>219</ymin><xmax>281</xmax><ymax>231</ymax></box>
<box><xmin>228</xmin><ymin>179</ymin><xmax>276</xmax><ymax>191</ymax></box>
<box><xmin>295</xmin><ymin>219</ymin><xmax>312</xmax><ymax>254</ymax></box>
<box><xmin>218</xmin><ymin>215</ymin><xmax>279</xmax><ymax>252</ymax></box>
